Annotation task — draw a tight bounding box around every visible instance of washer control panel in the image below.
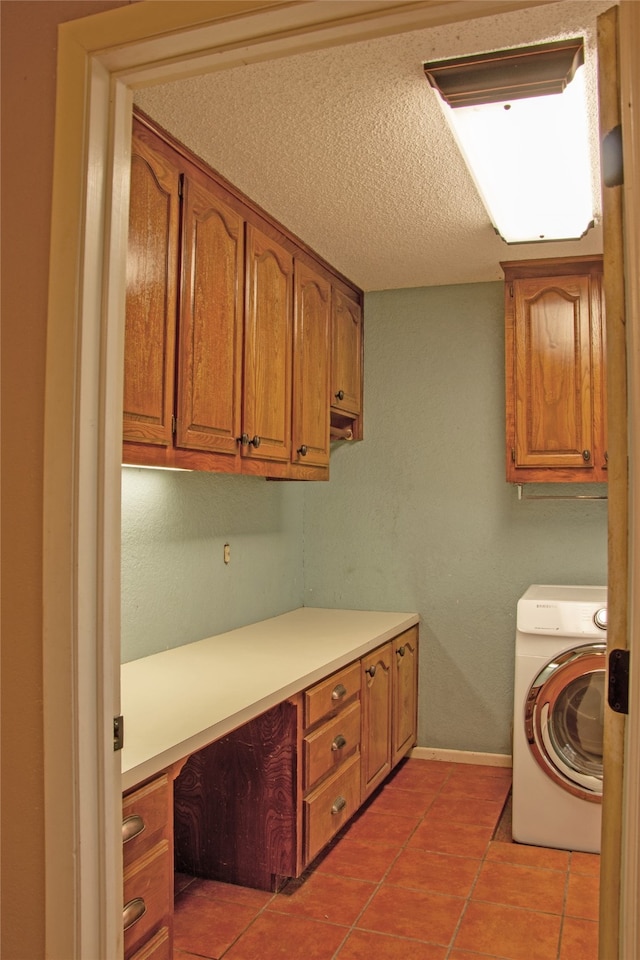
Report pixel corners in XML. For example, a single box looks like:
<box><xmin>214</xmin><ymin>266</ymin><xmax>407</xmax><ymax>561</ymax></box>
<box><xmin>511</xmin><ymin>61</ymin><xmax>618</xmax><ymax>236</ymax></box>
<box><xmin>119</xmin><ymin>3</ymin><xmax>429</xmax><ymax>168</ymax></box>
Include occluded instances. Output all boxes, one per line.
<box><xmin>517</xmin><ymin>584</ymin><xmax>607</xmax><ymax>637</ymax></box>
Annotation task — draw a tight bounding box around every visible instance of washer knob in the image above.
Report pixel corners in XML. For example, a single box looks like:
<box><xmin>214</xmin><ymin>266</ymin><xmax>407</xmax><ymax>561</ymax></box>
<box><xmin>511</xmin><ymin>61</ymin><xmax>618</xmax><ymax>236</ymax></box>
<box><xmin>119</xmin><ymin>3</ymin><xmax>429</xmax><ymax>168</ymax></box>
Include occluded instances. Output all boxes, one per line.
<box><xmin>594</xmin><ymin>607</ymin><xmax>608</xmax><ymax>630</ymax></box>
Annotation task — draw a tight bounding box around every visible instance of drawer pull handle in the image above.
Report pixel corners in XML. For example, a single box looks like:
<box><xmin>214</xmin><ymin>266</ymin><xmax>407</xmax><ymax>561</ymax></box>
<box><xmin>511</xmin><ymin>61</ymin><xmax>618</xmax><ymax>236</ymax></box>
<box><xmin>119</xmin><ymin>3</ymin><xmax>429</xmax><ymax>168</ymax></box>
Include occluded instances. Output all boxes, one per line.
<box><xmin>331</xmin><ymin>734</ymin><xmax>347</xmax><ymax>752</ymax></box>
<box><xmin>122</xmin><ymin>814</ymin><xmax>145</xmax><ymax>844</ymax></box>
<box><xmin>397</xmin><ymin>645</ymin><xmax>406</xmax><ymax>657</ymax></box>
<box><xmin>331</xmin><ymin>796</ymin><xmax>347</xmax><ymax>815</ymax></box>
<box><xmin>123</xmin><ymin>897</ymin><xmax>146</xmax><ymax>931</ymax></box>
<box><xmin>365</xmin><ymin>664</ymin><xmax>376</xmax><ymax>678</ymax></box>
<box><xmin>331</xmin><ymin>683</ymin><xmax>347</xmax><ymax>701</ymax></box>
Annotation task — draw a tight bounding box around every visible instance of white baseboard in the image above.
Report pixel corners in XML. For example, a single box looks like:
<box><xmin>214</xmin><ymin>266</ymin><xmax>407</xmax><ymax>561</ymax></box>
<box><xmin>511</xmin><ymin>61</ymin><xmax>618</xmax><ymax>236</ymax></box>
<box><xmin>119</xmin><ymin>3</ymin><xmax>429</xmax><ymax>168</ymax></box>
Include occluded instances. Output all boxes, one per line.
<box><xmin>410</xmin><ymin>746</ymin><xmax>512</xmax><ymax>768</ymax></box>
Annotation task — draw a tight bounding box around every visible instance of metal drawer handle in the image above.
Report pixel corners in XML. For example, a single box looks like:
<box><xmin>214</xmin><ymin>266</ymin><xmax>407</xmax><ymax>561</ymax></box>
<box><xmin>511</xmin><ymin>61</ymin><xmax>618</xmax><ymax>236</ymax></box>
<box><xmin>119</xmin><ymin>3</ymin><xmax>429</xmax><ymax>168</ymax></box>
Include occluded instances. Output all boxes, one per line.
<box><xmin>123</xmin><ymin>897</ymin><xmax>146</xmax><ymax>931</ymax></box>
<box><xmin>331</xmin><ymin>796</ymin><xmax>347</xmax><ymax>815</ymax></box>
<box><xmin>331</xmin><ymin>734</ymin><xmax>346</xmax><ymax>752</ymax></box>
<box><xmin>397</xmin><ymin>645</ymin><xmax>406</xmax><ymax>657</ymax></box>
<box><xmin>365</xmin><ymin>664</ymin><xmax>376</xmax><ymax>678</ymax></box>
<box><xmin>122</xmin><ymin>814</ymin><xmax>145</xmax><ymax>844</ymax></box>
<box><xmin>331</xmin><ymin>683</ymin><xmax>347</xmax><ymax>701</ymax></box>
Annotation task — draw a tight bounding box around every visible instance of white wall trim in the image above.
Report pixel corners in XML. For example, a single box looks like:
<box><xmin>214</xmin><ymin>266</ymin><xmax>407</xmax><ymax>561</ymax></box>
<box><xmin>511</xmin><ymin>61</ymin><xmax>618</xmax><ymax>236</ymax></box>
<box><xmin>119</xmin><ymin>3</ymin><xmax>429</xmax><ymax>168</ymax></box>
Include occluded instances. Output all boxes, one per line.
<box><xmin>411</xmin><ymin>746</ymin><xmax>512</xmax><ymax>767</ymax></box>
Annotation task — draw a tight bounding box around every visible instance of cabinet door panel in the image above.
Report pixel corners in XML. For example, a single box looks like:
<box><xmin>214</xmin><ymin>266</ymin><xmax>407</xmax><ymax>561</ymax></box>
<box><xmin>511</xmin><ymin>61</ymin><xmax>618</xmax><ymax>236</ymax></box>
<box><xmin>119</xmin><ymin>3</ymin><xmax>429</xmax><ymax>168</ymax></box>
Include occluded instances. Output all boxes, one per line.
<box><xmin>514</xmin><ymin>275</ymin><xmax>594</xmax><ymax>469</ymax></box>
<box><xmin>361</xmin><ymin>642</ymin><xmax>392</xmax><ymax>800</ymax></box>
<box><xmin>392</xmin><ymin>627</ymin><xmax>419</xmax><ymax>767</ymax></box>
<box><xmin>292</xmin><ymin>262</ymin><xmax>331</xmax><ymax>467</ymax></box>
<box><xmin>176</xmin><ymin>172</ymin><xmax>244</xmax><ymax>456</ymax></box>
<box><xmin>243</xmin><ymin>225</ymin><xmax>293</xmax><ymax>462</ymax></box>
<box><xmin>331</xmin><ymin>290</ymin><xmax>362</xmax><ymax>417</ymax></box>
<box><xmin>124</xmin><ymin>125</ymin><xmax>180</xmax><ymax>446</ymax></box>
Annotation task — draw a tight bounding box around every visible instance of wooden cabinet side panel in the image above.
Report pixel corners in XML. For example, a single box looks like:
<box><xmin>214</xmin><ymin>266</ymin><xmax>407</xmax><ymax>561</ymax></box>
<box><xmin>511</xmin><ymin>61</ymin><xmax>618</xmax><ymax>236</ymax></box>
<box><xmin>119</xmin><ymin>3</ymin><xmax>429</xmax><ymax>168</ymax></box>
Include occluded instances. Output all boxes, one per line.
<box><xmin>124</xmin><ymin>123</ymin><xmax>180</xmax><ymax>447</ymax></box>
<box><xmin>175</xmin><ymin>169</ymin><xmax>244</xmax><ymax>457</ymax></box>
<box><xmin>243</xmin><ymin>225</ymin><xmax>293</xmax><ymax>463</ymax></box>
<box><xmin>331</xmin><ymin>290</ymin><xmax>362</xmax><ymax>418</ymax></box>
<box><xmin>292</xmin><ymin>261</ymin><xmax>331</xmax><ymax>467</ymax></box>
<box><xmin>392</xmin><ymin>627</ymin><xmax>419</xmax><ymax>767</ymax></box>
<box><xmin>361</xmin><ymin>642</ymin><xmax>393</xmax><ymax>800</ymax></box>
<box><xmin>173</xmin><ymin>700</ymin><xmax>299</xmax><ymax>891</ymax></box>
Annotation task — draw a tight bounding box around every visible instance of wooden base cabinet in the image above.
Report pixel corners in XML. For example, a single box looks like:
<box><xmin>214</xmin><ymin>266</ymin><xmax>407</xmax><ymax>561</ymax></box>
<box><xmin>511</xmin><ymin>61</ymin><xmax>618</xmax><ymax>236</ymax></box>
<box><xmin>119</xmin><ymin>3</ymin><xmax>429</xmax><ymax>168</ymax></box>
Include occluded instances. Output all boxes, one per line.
<box><xmin>122</xmin><ymin>772</ymin><xmax>174</xmax><ymax>960</ymax></box>
<box><xmin>361</xmin><ymin>626</ymin><xmax>419</xmax><ymax>800</ymax></box>
<box><xmin>173</xmin><ymin>628</ymin><xmax>418</xmax><ymax>891</ymax></box>
<box><xmin>502</xmin><ymin>256</ymin><xmax>606</xmax><ymax>483</ymax></box>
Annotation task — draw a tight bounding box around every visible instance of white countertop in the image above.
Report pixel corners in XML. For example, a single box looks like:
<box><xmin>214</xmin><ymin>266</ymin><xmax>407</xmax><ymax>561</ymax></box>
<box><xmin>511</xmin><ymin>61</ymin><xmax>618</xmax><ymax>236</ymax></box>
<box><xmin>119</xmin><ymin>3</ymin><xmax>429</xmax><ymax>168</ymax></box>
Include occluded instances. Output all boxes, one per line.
<box><xmin>121</xmin><ymin>607</ymin><xmax>419</xmax><ymax>791</ymax></box>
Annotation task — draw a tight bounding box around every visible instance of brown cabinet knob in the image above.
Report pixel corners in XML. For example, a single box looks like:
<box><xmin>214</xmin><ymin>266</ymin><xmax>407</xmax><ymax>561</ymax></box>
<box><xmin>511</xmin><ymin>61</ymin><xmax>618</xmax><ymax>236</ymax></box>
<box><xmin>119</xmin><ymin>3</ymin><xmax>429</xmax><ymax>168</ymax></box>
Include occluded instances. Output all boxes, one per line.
<box><xmin>397</xmin><ymin>645</ymin><xmax>406</xmax><ymax>657</ymax></box>
<box><xmin>365</xmin><ymin>664</ymin><xmax>376</xmax><ymax>678</ymax></box>
<box><xmin>331</xmin><ymin>683</ymin><xmax>347</xmax><ymax>701</ymax></box>
<box><xmin>582</xmin><ymin>449</ymin><xmax>591</xmax><ymax>462</ymax></box>
<box><xmin>297</xmin><ymin>444</ymin><xmax>308</xmax><ymax>457</ymax></box>
<box><xmin>335</xmin><ymin>390</ymin><xmax>345</xmax><ymax>401</ymax></box>
<box><xmin>331</xmin><ymin>796</ymin><xmax>347</xmax><ymax>815</ymax></box>
<box><xmin>331</xmin><ymin>734</ymin><xmax>347</xmax><ymax>752</ymax></box>
<box><xmin>238</xmin><ymin>433</ymin><xmax>261</xmax><ymax>448</ymax></box>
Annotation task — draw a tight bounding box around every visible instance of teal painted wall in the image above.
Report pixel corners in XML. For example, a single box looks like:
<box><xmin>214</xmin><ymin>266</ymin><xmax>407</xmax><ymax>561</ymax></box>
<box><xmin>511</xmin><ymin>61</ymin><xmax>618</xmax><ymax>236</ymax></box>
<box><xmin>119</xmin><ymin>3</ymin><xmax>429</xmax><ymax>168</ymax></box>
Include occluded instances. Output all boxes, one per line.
<box><xmin>121</xmin><ymin>469</ymin><xmax>304</xmax><ymax>662</ymax></box>
<box><xmin>121</xmin><ymin>280</ymin><xmax>608</xmax><ymax>753</ymax></box>
<box><xmin>302</xmin><ymin>282</ymin><xmax>608</xmax><ymax>754</ymax></box>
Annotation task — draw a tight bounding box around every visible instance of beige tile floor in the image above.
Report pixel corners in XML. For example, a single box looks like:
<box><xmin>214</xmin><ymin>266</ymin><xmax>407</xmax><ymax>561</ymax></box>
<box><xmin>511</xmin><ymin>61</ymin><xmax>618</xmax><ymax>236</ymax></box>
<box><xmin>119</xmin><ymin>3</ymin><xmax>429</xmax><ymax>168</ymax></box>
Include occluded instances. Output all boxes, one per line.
<box><xmin>173</xmin><ymin>758</ymin><xmax>600</xmax><ymax>960</ymax></box>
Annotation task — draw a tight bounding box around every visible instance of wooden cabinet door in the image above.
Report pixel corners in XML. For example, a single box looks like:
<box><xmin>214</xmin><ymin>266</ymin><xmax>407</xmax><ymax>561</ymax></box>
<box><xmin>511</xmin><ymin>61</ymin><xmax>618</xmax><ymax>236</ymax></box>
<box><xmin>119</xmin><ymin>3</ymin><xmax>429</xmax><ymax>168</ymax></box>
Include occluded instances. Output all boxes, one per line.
<box><xmin>361</xmin><ymin>642</ymin><xmax>392</xmax><ymax>800</ymax></box>
<box><xmin>243</xmin><ymin>225</ymin><xmax>293</xmax><ymax>463</ymax></box>
<box><xmin>175</xmin><ymin>168</ymin><xmax>244</xmax><ymax>457</ymax></box>
<box><xmin>504</xmin><ymin>257</ymin><xmax>606</xmax><ymax>483</ymax></box>
<box><xmin>331</xmin><ymin>290</ymin><xmax>362</xmax><ymax>418</ymax></box>
<box><xmin>392</xmin><ymin>627</ymin><xmax>419</xmax><ymax>768</ymax></box>
<box><xmin>292</xmin><ymin>261</ymin><xmax>331</xmax><ymax>468</ymax></box>
<box><xmin>124</xmin><ymin>122</ymin><xmax>181</xmax><ymax>447</ymax></box>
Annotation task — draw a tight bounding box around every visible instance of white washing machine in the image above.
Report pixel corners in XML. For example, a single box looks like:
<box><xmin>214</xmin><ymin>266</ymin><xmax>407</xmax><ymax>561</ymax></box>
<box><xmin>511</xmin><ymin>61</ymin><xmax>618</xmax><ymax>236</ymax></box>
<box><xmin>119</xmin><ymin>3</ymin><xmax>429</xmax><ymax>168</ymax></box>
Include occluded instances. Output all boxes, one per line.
<box><xmin>512</xmin><ymin>584</ymin><xmax>607</xmax><ymax>853</ymax></box>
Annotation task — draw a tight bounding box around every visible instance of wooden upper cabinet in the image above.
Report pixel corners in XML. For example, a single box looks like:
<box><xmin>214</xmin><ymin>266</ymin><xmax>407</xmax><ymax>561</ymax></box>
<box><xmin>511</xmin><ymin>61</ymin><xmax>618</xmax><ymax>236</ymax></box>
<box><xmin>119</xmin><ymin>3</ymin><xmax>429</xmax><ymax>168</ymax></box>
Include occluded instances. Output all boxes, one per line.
<box><xmin>292</xmin><ymin>261</ymin><xmax>331</xmax><ymax>468</ymax></box>
<box><xmin>331</xmin><ymin>290</ymin><xmax>363</xmax><ymax>419</ymax></box>
<box><xmin>123</xmin><ymin>110</ymin><xmax>363</xmax><ymax>478</ymax></box>
<box><xmin>242</xmin><ymin>225</ymin><xmax>293</xmax><ymax>464</ymax></box>
<box><xmin>503</xmin><ymin>256</ymin><xmax>606</xmax><ymax>483</ymax></box>
<box><xmin>123</xmin><ymin>123</ymin><xmax>181</xmax><ymax>448</ymax></box>
<box><xmin>175</xmin><ymin>167</ymin><xmax>244</xmax><ymax>456</ymax></box>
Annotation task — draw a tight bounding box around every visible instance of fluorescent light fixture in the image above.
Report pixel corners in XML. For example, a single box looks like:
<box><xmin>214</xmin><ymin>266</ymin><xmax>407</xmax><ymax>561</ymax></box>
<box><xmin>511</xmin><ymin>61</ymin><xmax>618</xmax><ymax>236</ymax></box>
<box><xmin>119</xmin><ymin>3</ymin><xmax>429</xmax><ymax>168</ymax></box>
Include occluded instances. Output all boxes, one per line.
<box><xmin>424</xmin><ymin>40</ymin><xmax>595</xmax><ymax>244</ymax></box>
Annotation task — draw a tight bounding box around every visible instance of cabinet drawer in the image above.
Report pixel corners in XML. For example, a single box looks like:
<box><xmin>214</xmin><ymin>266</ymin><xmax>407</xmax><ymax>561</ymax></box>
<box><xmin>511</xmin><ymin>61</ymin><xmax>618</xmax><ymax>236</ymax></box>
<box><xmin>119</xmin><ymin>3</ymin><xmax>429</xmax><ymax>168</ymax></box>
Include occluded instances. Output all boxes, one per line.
<box><xmin>304</xmin><ymin>700</ymin><xmax>361</xmax><ymax>789</ymax></box>
<box><xmin>123</xmin><ymin>840</ymin><xmax>171</xmax><ymax>957</ymax></box>
<box><xmin>305</xmin><ymin>662</ymin><xmax>361</xmax><ymax>727</ymax></box>
<box><xmin>304</xmin><ymin>753</ymin><xmax>360</xmax><ymax>865</ymax></box>
<box><xmin>128</xmin><ymin>926</ymin><xmax>171</xmax><ymax>960</ymax></box>
<box><xmin>123</xmin><ymin>773</ymin><xmax>170</xmax><ymax>866</ymax></box>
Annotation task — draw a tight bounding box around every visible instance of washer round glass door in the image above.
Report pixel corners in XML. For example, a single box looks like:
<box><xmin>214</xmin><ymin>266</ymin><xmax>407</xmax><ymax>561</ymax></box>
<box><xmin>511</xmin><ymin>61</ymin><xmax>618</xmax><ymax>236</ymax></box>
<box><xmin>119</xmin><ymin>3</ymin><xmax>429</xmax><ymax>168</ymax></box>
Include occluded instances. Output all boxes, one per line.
<box><xmin>524</xmin><ymin>642</ymin><xmax>606</xmax><ymax>802</ymax></box>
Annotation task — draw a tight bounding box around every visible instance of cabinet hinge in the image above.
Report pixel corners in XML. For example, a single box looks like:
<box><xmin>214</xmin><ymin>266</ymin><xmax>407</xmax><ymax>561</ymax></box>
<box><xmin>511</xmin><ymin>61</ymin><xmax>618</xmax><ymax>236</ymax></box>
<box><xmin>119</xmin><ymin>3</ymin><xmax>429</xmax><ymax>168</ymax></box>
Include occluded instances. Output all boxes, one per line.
<box><xmin>608</xmin><ymin>649</ymin><xmax>630</xmax><ymax>715</ymax></box>
<box><xmin>171</xmin><ymin>414</ymin><xmax>177</xmax><ymax>435</ymax></box>
<box><xmin>178</xmin><ymin>173</ymin><xmax>184</xmax><ymax>199</ymax></box>
<box><xmin>509</xmin><ymin>282</ymin><xmax>514</xmax><ymax>298</ymax></box>
<box><xmin>113</xmin><ymin>715</ymin><xmax>124</xmax><ymax>752</ymax></box>
<box><xmin>511</xmin><ymin>447</ymin><xmax>516</xmax><ymax>462</ymax></box>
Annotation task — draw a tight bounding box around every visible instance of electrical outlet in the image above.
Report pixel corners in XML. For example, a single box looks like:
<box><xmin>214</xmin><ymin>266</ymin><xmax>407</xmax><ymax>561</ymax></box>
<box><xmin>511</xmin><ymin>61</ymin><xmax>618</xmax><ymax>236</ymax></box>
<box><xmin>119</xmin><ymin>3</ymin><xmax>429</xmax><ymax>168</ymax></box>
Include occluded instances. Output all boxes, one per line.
<box><xmin>223</xmin><ymin>543</ymin><xmax>230</xmax><ymax>564</ymax></box>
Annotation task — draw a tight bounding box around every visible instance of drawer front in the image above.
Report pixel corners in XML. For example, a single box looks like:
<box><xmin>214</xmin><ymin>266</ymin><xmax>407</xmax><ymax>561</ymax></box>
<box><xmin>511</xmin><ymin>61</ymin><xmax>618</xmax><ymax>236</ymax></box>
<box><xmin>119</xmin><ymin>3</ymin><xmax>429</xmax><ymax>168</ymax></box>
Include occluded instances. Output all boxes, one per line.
<box><xmin>123</xmin><ymin>773</ymin><xmax>171</xmax><ymax>867</ymax></box>
<box><xmin>123</xmin><ymin>840</ymin><xmax>171</xmax><ymax>957</ymax></box>
<box><xmin>304</xmin><ymin>753</ymin><xmax>360</xmax><ymax>865</ymax></box>
<box><xmin>128</xmin><ymin>926</ymin><xmax>171</xmax><ymax>960</ymax></box>
<box><xmin>305</xmin><ymin>661</ymin><xmax>361</xmax><ymax>728</ymax></box>
<box><xmin>304</xmin><ymin>700</ymin><xmax>361</xmax><ymax>789</ymax></box>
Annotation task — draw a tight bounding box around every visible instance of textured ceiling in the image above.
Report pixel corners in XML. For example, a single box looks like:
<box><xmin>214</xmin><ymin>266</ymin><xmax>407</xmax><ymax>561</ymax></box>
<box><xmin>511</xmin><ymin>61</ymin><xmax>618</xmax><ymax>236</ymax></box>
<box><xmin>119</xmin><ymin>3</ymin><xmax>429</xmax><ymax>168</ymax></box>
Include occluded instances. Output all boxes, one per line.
<box><xmin>135</xmin><ymin>0</ymin><xmax>611</xmax><ymax>291</ymax></box>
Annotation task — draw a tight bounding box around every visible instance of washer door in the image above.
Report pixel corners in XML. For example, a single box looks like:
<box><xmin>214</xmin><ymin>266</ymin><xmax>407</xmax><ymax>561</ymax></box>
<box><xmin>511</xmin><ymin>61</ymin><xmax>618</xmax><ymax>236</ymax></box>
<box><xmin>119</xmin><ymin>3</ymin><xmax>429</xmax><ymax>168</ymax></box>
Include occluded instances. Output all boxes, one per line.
<box><xmin>525</xmin><ymin>642</ymin><xmax>606</xmax><ymax>802</ymax></box>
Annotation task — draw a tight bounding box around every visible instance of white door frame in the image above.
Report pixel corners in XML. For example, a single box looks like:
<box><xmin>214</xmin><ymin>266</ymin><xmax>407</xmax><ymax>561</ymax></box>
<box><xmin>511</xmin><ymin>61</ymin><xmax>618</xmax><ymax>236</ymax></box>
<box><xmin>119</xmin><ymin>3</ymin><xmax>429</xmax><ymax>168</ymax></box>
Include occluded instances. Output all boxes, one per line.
<box><xmin>42</xmin><ymin>1</ymin><xmax>639</xmax><ymax>957</ymax></box>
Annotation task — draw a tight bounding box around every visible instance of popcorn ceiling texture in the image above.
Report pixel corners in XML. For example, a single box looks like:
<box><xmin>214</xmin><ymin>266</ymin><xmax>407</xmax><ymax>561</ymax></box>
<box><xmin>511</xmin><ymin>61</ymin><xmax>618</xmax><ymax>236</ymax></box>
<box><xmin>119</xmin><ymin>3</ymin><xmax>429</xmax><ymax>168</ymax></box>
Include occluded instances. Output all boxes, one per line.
<box><xmin>135</xmin><ymin>1</ymin><xmax>609</xmax><ymax>291</ymax></box>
